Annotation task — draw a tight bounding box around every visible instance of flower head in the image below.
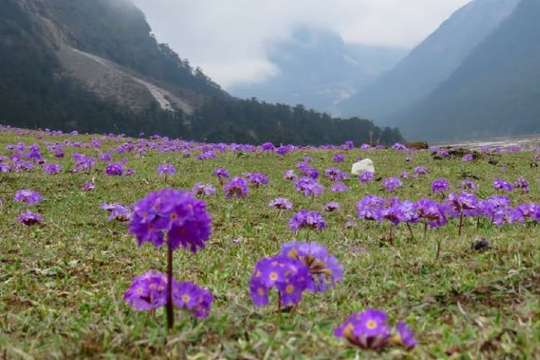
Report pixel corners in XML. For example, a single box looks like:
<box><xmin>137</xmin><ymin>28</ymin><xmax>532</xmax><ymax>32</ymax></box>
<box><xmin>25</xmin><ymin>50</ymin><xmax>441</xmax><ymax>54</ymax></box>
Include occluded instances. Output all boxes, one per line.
<box><xmin>246</xmin><ymin>172</ymin><xmax>269</xmax><ymax>187</ymax></box>
<box><xmin>289</xmin><ymin>210</ymin><xmax>326</xmax><ymax>232</ymax></box>
<box><xmin>394</xmin><ymin>321</ymin><xmax>417</xmax><ymax>350</ymax></box>
<box><xmin>157</xmin><ymin>163</ymin><xmax>176</xmax><ymax>176</ymax></box>
<box><xmin>43</xmin><ymin>163</ymin><xmax>62</xmax><ymax>175</ymax></box>
<box><xmin>192</xmin><ymin>183</ymin><xmax>216</xmax><ymax>197</ymax></box>
<box><xmin>223</xmin><ymin>177</ymin><xmax>249</xmax><ymax>199</ymax></box>
<box><xmin>383</xmin><ymin>177</ymin><xmax>402</xmax><ymax>192</ymax></box>
<box><xmin>280</xmin><ymin>241</ymin><xmax>343</xmax><ymax>292</ymax></box>
<box><xmin>129</xmin><ymin>189</ymin><xmax>212</xmax><ymax>252</ymax></box>
<box><xmin>101</xmin><ymin>203</ymin><xmax>132</xmax><ymax>221</ymax></box>
<box><xmin>324</xmin><ymin>201</ymin><xmax>340</xmax><ymax>212</ymax></box>
<box><xmin>513</xmin><ymin>177</ymin><xmax>529</xmax><ymax>193</ymax></box>
<box><xmin>269</xmin><ymin>197</ymin><xmax>293</xmax><ymax>210</ymax></box>
<box><xmin>432</xmin><ymin>178</ymin><xmax>449</xmax><ymax>194</ymax></box>
<box><xmin>295</xmin><ymin>177</ymin><xmax>324</xmax><ymax>197</ymax></box>
<box><xmin>124</xmin><ymin>271</ymin><xmax>168</xmax><ymax>311</ymax></box>
<box><xmin>335</xmin><ymin>309</ymin><xmax>391</xmax><ymax>350</ymax></box>
<box><xmin>14</xmin><ymin>189</ymin><xmax>42</xmax><ymax>205</ymax></box>
<box><xmin>359</xmin><ymin>171</ymin><xmax>375</xmax><ymax>184</ymax></box>
<box><xmin>249</xmin><ymin>255</ymin><xmax>311</xmax><ymax>307</ymax></box>
<box><xmin>356</xmin><ymin>195</ymin><xmax>384</xmax><ymax>222</ymax></box>
<box><xmin>493</xmin><ymin>178</ymin><xmax>513</xmax><ymax>192</ymax></box>
<box><xmin>173</xmin><ymin>281</ymin><xmax>213</xmax><ymax>319</ymax></box>
<box><xmin>18</xmin><ymin>210</ymin><xmax>43</xmax><ymax>225</ymax></box>
<box><xmin>105</xmin><ymin>162</ymin><xmax>124</xmax><ymax>176</ymax></box>
<box><xmin>213</xmin><ymin>167</ymin><xmax>230</xmax><ymax>180</ymax></box>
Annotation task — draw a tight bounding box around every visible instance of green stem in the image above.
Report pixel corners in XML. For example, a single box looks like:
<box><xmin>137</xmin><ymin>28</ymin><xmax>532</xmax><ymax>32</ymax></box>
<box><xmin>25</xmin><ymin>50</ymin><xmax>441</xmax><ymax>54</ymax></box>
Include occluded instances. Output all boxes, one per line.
<box><xmin>166</xmin><ymin>243</ymin><xmax>174</xmax><ymax>330</ymax></box>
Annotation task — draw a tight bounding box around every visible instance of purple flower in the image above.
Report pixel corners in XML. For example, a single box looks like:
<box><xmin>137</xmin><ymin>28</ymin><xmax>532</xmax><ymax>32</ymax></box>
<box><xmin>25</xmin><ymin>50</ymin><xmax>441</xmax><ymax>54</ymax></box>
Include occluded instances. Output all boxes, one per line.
<box><xmin>129</xmin><ymin>189</ymin><xmax>212</xmax><ymax>252</ymax></box>
<box><xmin>333</xmin><ymin>154</ymin><xmax>345</xmax><ymax>163</ymax></box>
<box><xmin>192</xmin><ymin>183</ymin><xmax>216</xmax><ymax>197</ymax></box>
<box><xmin>331</xmin><ymin>182</ymin><xmax>349</xmax><ymax>193</ymax></box>
<box><xmin>289</xmin><ymin>210</ymin><xmax>326</xmax><ymax>232</ymax></box>
<box><xmin>246</xmin><ymin>172</ymin><xmax>269</xmax><ymax>187</ymax></box>
<box><xmin>157</xmin><ymin>163</ymin><xmax>176</xmax><ymax>176</ymax></box>
<box><xmin>493</xmin><ymin>178</ymin><xmax>513</xmax><ymax>192</ymax></box>
<box><xmin>101</xmin><ymin>203</ymin><xmax>132</xmax><ymax>222</ymax></box>
<box><xmin>395</xmin><ymin>321</ymin><xmax>417</xmax><ymax>350</ymax></box>
<box><xmin>400</xmin><ymin>171</ymin><xmax>410</xmax><ymax>179</ymax></box>
<box><xmin>432</xmin><ymin>178</ymin><xmax>449</xmax><ymax>194</ymax></box>
<box><xmin>295</xmin><ymin>177</ymin><xmax>324</xmax><ymax>197</ymax></box>
<box><xmin>280</xmin><ymin>241</ymin><xmax>343</xmax><ymax>292</ymax></box>
<box><xmin>480</xmin><ymin>195</ymin><xmax>512</xmax><ymax>225</ymax></box>
<box><xmin>324</xmin><ymin>201</ymin><xmax>340</xmax><ymax>212</ymax></box>
<box><xmin>334</xmin><ymin>309</ymin><xmax>391</xmax><ymax>350</ymax></box>
<box><xmin>462</xmin><ymin>153</ymin><xmax>474</xmax><ymax>162</ymax></box>
<box><xmin>413</xmin><ymin>166</ymin><xmax>428</xmax><ymax>176</ymax></box>
<box><xmin>269</xmin><ymin>198</ymin><xmax>293</xmax><ymax>210</ymax></box>
<box><xmin>356</xmin><ymin>195</ymin><xmax>385</xmax><ymax>222</ymax></box>
<box><xmin>172</xmin><ymin>281</ymin><xmax>213</xmax><ymax>319</ymax></box>
<box><xmin>297</xmin><ymin>161</ymin><xmax>319</xmax><ymax>179</ymax></box>
<box><xmin>72</xmin><ymin>153</ymin><xmax>96</xmax><ymax>173</ymax></box>
<box><xmin>213</xmin><ymin>167</ymin><xmax>230</xmax><ymax>180</ymax></box>
<box><xmin>359</xmin><ymin>171</ymin><xmax>375</xmax><ymax>184</ymax></box>
<box><xmin>513</xmin><ymin>177</ymin><xmax>529</xmax><ymax>193</ymax></box>
<box><xmin>283</xmin><ymin>169</ymin><xmax>297</xmax><ymax>181</ymax></box>
<box><xmin>105</xmin><ymin>162</ymin><xmax>124</xmax><ymax>176</ymax></box>
<box><xmin>461</xmin><ymin>179</ymin><xmax>478</xmax><ymax>192</ymax></box>
<box><xmin>447</xmin><ymin>192</ymin><xmax>479</xmax><ymax>216</ymax></box>
<box><xmin>17</xmin><ymin>210</ymin><xmax>43</xmax><ymax>225</ymax></box>
<box><xmin>124</xmin><ymin>271</ymin><xmax>168</xmax><ymax>311</ymax></box>
<box><xmin>42</xmin><ymin>163</ymin><xmax>62</xmax><ymax>175</ymax></box>
<box><xmin>223</xmin><ymin>177</ymin><xmax>249</xmax><ymax>199</ymax></box>
<box><xmin>416</xmin><ymin>199</ymin><xmax>447</xmax><ymax>228</ymax></box>
<box><xmin>82</xmin><ymin>181</ymin><xmax>95</xmax><ymax>192</ymax></box>
<box><xmin>325</xmin><ymin>168</ymin><xmax>348</xmax><ymax>182</ymax></box>
<box><xmin>14</xmin><ymin>189</ymin><xmax>42</xmax><ymax>205</ymax></box>
<box><xmin>260</xmin><ymin>142</ymin><xmax>275</xmax><ymax>151</ymax></box>
<box><xmin>249</xmin><ymin>255</ymin><xmax>311</xmax><ymax>307</ymax></box>
<box><xmin>383</xmin><ymin>177</ymin><xmax>402</xmax><ymax>192</ymax></box>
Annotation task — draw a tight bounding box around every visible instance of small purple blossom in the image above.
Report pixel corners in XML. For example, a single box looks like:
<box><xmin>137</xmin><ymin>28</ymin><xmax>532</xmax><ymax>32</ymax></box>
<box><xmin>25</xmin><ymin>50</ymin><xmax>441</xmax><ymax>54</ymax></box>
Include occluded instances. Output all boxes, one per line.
<box><xmin>101</xmin><ymin>203</ymin><xmax>132</xmax><ymax>222</ymax></box>
<box><xmin>395</xmin><ymin>321</ymin><xmax>417</xmax><ymax>350</ymax></box>
<box><xmin>359</xmin><ymin>171</ymin><xmax>375</xmax><ymax>184</ymax></box>
<box><xmin>172</xmin><ymin>281</ymin><xmax>213</xmax><ymax>319</ymax></box>
<box><xmin>334</xmin><ymin>309</ymin><xmax>391</xmax><ymax>350</ymax></box>
<box><xmin>157</xmin><ymin>163</ymin><xmax>176</xmax><ymax>176</ymax></box>
<box><xmin>105</xmin><ymin>162</ymin><xmax>124</xmax><ymax>176</ymax></box>
<box><xmin>294</xmin><ymin>177</ymin><xmax>324</xmax><ymax>197</ymax></box>
<box><xmin>356</xmin><ymin>195</ymin><xmax>385</xmax><ymax>222</ymax></box>
<box><xmin>513</xmin><ymin>177</ymin><xmax>529</xmax><ymax>193</ymax></box>
<box><xmin>432</xmin><ymin>178</ymin><xmax>449</xmax><ymax>194</ymax></box>
<box><xmin>333</xmin><ymin>154</ymin><xmax>345</xmax><ymax>163</ymax></box>
<box><xmin>289</xmin><ymin>210</ymin><xmax>326</xmax><ymax>232</ymax></box>
<box><xmin>42</xmin><ymin>163</ymin><xmax>62</xmax><ymax>175</ymax></box>
<box><xmin>192</xmin><ymin>183</ymin><xmax>217</xmax><ymax>197</ymax></box>
<box><xmin>246</xmin><ymin>172</ymin><xmax>269</xmax><ymax>187</ymax></box>
<box><xmin>82</xmin><ymin>181</ymin><xmax>95</xmax><ymax>192</ymax></box>
<box><xmin>414</xmin><ymin>166</ymin><xmax>428</xmax><ymax>176</ymax></box>
<box><xmin>324</xmin><ymin>201</ymin><xmax>340</xmax><ymax>212</ymax></box>
<box><xmin>331</xmin><ymin>182</ymin><xmax>349</xmax><ymax>193</ymax></box>
<box><xmin>18</xmin><ymin>210</ymin><xmax>43</xmax><ymax>225</ymax></box>
<box><xmin>283</xmin><ymin>169</ymin><xmax>297</xmax><ymax>181</ymax></box>
<box><xmin>493</xmin><ymin>178</ymin><xmax>513</xmax><ymax>192</ymax></box>
<box><xmin>223</xmin><ymin>177</ymin><xmax>249</xmax><ymax>199</ymax></box>
<box><xmin>124</xmin><ymin>271</ymin><xmax>168</xmax><ymax>311</ymax></box>
<box><xmin>383</xmin><ymin>177</ymin><xmax>402</xmax><ymax>192</ymax></box>
<box><xmin>14</xmin><ymin>189</ymin><xmax>42</xmax><ymax>205</ymax></box>
<box><xmin>269</xmin><ymin>198</ymin><xmax>293</xmax><ymax>210</ymax></box>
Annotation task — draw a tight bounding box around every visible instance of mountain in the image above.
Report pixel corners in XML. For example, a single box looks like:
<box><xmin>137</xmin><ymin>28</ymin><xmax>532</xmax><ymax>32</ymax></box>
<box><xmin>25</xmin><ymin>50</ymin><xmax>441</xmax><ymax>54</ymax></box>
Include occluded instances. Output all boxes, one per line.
<box><xmin>230</xmin><ymin>27</ymin><xmax>407</xmax><ymax>114</ymax></box>
<box><xmin>392</xmin><ymin>0</ymin><xmax>540</xmax><ymax>141</ymax></box>
<box><xmin>338</xmin><ymin>0</ymin><xmax>520</xmax><ymax>121</ymax></box>
<box><xmin>0</xmin><ymin>0</ymin><xmax>402</xmax><ymax>145</ymax></box>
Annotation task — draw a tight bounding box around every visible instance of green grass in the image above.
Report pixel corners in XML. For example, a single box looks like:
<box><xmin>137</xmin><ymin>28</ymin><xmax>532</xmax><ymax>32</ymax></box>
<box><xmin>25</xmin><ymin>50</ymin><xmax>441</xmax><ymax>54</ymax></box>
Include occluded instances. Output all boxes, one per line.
<box><xmin>0</xmin><ymin>130</ymin><xmax>539</xmax><ymax>359</ymax></box>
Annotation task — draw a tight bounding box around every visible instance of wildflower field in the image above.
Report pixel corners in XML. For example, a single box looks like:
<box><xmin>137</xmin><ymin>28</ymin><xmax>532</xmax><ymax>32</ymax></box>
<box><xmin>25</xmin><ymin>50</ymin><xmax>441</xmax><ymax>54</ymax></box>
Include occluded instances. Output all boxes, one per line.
<box><xmin>1</xmin><ymin>126</ymin><xmax>539</xmax><ymax>359</ymax></box>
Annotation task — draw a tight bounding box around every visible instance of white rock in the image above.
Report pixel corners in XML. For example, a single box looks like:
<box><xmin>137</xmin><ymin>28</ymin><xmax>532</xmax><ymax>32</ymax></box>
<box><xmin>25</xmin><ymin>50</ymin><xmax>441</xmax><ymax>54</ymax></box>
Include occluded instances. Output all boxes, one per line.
<box><xmin>351</xmin><ymin>159</ymin><xmax>375</xmax><ymax>176</ymax></box>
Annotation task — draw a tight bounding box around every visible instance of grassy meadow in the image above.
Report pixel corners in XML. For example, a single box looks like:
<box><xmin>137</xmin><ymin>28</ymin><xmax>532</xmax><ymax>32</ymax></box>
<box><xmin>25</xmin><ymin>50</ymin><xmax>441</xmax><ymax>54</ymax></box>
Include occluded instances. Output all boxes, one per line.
<box><xmin>0</xmin><ymin>128</ymin><xmax>539</xmax><ymax>359</ymax></box>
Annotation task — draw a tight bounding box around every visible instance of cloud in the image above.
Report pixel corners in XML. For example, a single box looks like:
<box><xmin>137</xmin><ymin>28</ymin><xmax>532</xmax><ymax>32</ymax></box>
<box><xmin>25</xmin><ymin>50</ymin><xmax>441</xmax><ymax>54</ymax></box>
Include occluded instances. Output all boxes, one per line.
<box><xmin>132</xmin><ymin>0</ymin><xmax>471</xmax><ymax>87</ymax></box>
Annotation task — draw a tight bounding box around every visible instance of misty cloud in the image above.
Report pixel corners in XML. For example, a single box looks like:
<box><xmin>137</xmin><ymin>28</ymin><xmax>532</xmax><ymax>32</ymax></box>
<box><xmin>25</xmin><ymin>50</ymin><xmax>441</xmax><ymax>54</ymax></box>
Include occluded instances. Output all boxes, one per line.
<box><xmin>132</xmin><ymin>0</ymin><xmax>471</xmax><ymax>87</ymax></box>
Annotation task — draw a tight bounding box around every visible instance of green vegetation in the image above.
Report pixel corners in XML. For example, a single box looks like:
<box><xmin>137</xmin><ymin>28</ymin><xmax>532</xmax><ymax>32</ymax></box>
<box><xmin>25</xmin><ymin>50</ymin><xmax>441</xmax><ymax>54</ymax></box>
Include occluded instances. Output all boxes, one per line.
<box><xmin>1</xmin><ymin>129</ymin><xmax>538</xmax><ymax>358</ymax></box>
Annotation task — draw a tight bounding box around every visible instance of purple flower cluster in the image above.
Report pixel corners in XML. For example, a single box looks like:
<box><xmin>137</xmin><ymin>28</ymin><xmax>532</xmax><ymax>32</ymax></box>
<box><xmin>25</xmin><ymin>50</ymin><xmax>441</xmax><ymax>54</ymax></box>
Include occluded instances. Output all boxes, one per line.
<box><xmin>18</xmin><ymin>210</ymin><xmax>43</xmax><ymax>225</ymax></box>
<box><xmin>192</xmin><ymin>183</ymin><xmax>217</xmax><ymax>197</ymax></box>
<box><xmin>359</xmin><ymin>170</ymin><xmax>375</xmax><ymax>184</ymax></box>
<box><xmin>42</xmin><ymin>163</ymin><xmax>62</xmax><ymax>175</ymax></box>
<box><xmin>269</xmin><ymin>197</ymin><xmax>293</xmax><ymax>210</ymax></box>
<box><xmin>129</xmin><ymin>189</ymin><xmax>212</xmax><ymax>252</ymax></box>
<box><xmin>246</xmin><ymin>172</ymin><xmax>269</xmax><ymax>187</ymax></box>
<box><xmin>14</xmin><ymin>189</ymin><xmax>42</xmax><ymax>205</ymax></box>
<box><xmin>432</xmin><ymin>178</ymin><xmax>449</xmax><ymax>194</ymax></box>
<box><xmin>105</xmin><ymin>162</ymin><xmax>124</xmax><ymax>176</ymax></box>
<box><xmin>250</xmin><ymin>242</ymin><xmax>342</xmax><ymax>307</ymax></box>
<box><xmin>223</xmin><ymin>177</ymin><xmax>249</xmax><ymax>199</ymax></box>
<box><xmin>157</xmin><ymin>163</ymin><xmax>176</xmax><ymax>176</ymax></box>
<box><xmin>335</xmin><ymin>309</ymin><xmax>416</xmax><ymax>351</ymax></box>
<box><xmin>493</xmin><ymin>178</ymin><xmax>513</xmax><ymax>192</ymax></box>
<box><xmin>383</xmin><ymin>177</ymin><xmax>402</xmax><ymax>192</ymax></box>
<box><xmin>294</xmin><ymin>177</ymin><xmax>324</xmax><ymax>197</ymax></box>
<box><xmin>289</xmin><ymin>210</ymin><xmax>326</xmax><ymax>232</ymax></box>
<box><xmin>101</xmin><ymin>203</ymin><xmax>132</xmax><ymax>222</ymax></box>
<box><xmin>124</xmin><ymin>271</ymin><xmax>212</xmax><ymax>318</ymax></box>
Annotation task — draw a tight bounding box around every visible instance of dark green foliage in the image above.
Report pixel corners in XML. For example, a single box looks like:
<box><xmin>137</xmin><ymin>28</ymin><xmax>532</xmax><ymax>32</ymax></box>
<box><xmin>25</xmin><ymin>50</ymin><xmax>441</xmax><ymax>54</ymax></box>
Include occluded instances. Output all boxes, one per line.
<box><xmin>0</xmin><ymin>0</ymin><xmax>402</xmax><ymax>145</ymax></box>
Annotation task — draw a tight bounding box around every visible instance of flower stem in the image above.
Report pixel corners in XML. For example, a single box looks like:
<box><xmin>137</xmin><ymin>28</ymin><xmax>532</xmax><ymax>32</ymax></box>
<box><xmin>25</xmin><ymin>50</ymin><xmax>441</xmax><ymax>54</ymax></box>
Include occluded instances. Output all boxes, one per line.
<box><xmin>458</xmin><ymin>210</ymin><xmax>464</xmax><ymax>237</ymax></box>
<box><xmin>166</xmin><ymin>243</ymin><xmax>174</xmax><ymax>330</ymax></box>
<box><xmin>406</xmin><ymin>223</ymin><xmax>415</xmax><ymax>241</ymax></box>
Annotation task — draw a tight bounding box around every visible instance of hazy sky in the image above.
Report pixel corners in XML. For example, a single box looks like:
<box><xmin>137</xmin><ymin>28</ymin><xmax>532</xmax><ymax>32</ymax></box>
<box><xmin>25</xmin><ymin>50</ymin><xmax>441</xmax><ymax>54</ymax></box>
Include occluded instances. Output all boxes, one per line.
<box><xmin>132</xmin><ymin>0</ymin><xmax>472</xmax><ymax>88</ymax></box>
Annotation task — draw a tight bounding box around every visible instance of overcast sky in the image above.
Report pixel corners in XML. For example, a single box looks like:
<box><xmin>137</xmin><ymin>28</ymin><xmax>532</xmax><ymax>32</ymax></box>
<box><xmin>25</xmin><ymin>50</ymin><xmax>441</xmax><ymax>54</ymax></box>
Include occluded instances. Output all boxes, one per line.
<box><xmin>132</xmin><ymin>0</ymin><xmax>472</xmax><ymax>88</ymax></box>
